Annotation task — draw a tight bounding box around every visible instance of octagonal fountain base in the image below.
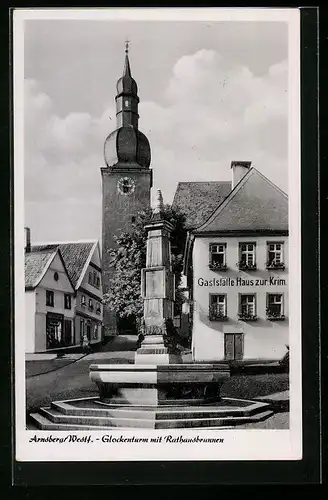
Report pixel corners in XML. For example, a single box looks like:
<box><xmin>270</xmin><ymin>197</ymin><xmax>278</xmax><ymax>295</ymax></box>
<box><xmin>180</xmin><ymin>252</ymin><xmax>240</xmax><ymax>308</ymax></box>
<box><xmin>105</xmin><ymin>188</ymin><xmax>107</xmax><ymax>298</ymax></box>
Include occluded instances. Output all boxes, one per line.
<box><xmin>29</xmin><ymin>363</ymin><xmax>274</xmax><ymax>430</ymax></box>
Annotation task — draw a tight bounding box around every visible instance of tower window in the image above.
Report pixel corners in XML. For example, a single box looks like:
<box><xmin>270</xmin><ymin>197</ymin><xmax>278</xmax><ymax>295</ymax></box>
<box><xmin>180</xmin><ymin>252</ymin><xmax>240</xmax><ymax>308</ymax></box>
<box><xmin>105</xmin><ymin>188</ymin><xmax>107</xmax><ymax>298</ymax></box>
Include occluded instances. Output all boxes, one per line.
<box><xmin>124</xmin><ymin>99</ymin><xmax>129</xmax><ymax>108</ymax></box>
<box><xmin>131</xmin><ymin>216</ymin><xmax>136</xmax><ymax>223</ymax></box>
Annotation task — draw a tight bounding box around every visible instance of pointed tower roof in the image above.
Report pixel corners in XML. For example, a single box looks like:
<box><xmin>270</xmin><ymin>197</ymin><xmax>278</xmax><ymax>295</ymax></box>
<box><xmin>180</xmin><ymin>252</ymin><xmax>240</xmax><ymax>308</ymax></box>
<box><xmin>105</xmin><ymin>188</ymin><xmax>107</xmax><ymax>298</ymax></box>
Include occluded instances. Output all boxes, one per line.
<box><xmin>103</xmin><ymin>40</ymin><xmax>151</xmax><ymax>169</ymax></box>
<box><xmin>193</xmin><ymin>167</ymin><xmax>288</xmax><ymax>234</ymax></box>
<box><xmin>116</xmin><ymin>40</ymin><xmax>138</xmax><ymax>96</ymax></box>
<box><xmin>123</xmin><ymin>42</ymin><xmax>132</xmax><ymax>76</ymax></box>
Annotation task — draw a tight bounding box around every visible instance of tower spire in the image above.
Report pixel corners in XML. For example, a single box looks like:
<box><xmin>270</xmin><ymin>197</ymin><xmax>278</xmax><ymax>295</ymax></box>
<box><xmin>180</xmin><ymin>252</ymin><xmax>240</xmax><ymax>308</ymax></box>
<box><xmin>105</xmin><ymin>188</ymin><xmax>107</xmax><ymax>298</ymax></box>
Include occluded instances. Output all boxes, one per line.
<box><xmin>103</xmin><ymin>40</ymin><xmax>151</xmax><ymax>170</ymax></box>
<box><xmin>123</xmin><ymin>38</ymin><xmax>131</xmax><ymax>77</ymax></box>
<box><xmin>114</xmin><ymin>39</ymin><xmax>139</xmax><ymax>129</ymax></box>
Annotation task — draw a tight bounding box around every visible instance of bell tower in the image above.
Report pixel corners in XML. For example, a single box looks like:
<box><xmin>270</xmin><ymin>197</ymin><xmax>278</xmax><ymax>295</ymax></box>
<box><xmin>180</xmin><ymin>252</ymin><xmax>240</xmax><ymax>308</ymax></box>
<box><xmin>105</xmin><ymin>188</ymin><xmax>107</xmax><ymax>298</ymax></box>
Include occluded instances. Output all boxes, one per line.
<box><xmin>101</xmin><ymin>41</ymin><xmax>153</xmax><ymax>336</ymax></box>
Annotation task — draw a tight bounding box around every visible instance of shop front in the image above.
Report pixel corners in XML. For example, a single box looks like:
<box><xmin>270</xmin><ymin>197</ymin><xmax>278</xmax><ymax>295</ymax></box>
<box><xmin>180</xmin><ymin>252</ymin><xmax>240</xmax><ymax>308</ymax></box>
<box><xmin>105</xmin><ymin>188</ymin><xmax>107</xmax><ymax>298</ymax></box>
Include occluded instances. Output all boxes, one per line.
<box><xmin>46</xmin><ymin>312</ymin><xmax>74</xmax><ymax>349</ymax></box>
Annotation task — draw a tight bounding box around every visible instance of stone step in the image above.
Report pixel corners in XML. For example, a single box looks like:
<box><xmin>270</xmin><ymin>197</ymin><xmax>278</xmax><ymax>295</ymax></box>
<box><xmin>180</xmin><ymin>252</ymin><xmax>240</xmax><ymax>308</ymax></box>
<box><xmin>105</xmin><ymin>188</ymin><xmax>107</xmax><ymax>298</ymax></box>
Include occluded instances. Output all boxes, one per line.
<box><xmin>95</xmin><ymin>398</ymin><xmax>271</xmax><ymax>417</ymax></box>
<box><xmin>51</xmin><ymin>400</ymin><xmax>269</xmax><ymax>420</ymax></box>
<box><xmin>29</xmin><ymin>412</ymin><xmax>117</xmax><ymax>431</ymax></box>
<box><xmin>29</xmin><ymin>411</ymin><xmax>236</xmax><ymax>431</ymax></box>
<box><xmin>39</xmin><ymin>406</ymin><xmax>274</xmax><ymax>429</ymax></box>
<box><xmin>41</xmin><ymin>407</ymin><xmax>156</xmax><ymax>428</ymax></box>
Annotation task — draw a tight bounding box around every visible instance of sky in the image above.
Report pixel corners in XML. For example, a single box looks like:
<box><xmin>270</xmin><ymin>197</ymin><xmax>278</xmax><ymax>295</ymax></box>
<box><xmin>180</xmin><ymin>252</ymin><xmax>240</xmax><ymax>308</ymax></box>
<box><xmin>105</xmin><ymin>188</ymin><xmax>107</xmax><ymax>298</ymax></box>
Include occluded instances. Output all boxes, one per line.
<box><xmin>23</xmin><ymin>17</ymin><xmax>289</xmax><ymax>243</ymax></box>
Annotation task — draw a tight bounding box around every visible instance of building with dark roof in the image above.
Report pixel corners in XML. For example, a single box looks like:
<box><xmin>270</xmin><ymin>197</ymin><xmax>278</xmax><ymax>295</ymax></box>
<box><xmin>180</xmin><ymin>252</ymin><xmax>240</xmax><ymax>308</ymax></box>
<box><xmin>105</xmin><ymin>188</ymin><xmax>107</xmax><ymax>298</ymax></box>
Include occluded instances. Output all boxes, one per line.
<box><xmin>25</xmin><ymin>237</ymin><xmax>75</xmax><ymax>353</ymax></box>
<box><xmin>25</xmin><ymin>230</ymin><xmax>103</xmax><ymax>352</ymax></box>
<box><xmin>179</xmin><ymin>162</ymin><xmax>289</xmax><ymax>363</ymax></box>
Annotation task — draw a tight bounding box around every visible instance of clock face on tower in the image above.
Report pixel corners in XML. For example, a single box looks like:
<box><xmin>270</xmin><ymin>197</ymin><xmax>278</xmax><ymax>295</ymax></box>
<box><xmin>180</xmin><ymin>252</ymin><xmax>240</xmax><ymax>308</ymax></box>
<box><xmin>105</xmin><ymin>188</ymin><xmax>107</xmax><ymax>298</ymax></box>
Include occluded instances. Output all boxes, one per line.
<box><xmin>117</xmin><ymin>177</ymin><xmax>135</xmax><ymax>195</ymax></box>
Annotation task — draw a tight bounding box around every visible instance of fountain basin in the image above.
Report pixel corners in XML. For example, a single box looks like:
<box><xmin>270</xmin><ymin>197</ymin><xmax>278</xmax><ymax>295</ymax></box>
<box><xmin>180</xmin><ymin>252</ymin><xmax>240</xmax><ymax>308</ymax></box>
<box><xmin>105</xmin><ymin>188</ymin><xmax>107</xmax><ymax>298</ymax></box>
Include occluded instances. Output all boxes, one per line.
<box><xmin>89</xmin><ymin>363</ymin><xmax>231</xmax><ymax>406</ymax></box>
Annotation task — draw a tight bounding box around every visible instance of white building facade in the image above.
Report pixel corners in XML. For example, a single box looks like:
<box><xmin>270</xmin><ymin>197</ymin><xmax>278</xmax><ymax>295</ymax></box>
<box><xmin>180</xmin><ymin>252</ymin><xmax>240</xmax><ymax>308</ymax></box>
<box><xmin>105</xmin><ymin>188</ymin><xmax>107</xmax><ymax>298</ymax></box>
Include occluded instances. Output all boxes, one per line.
<box><xmin>180</xmin><ymin>162</ymin><xmax>289</xmax><ymax>363</ymax></box>
<box><xmin>25</xmin><ymin>246</ymin><xmax>75</xmax><ymax>353</ymax></box>
<box><xmin>191</xmin><ymin>234</ymin><xmax>288</xmax><ymax>362</ymax></box>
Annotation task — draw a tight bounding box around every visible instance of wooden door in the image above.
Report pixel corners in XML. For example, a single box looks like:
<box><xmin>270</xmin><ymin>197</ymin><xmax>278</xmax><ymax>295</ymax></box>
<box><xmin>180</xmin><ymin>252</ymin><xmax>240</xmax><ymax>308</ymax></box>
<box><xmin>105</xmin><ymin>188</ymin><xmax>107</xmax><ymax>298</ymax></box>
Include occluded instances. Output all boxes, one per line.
<box><xmin>224</xmin><ymin>333</ymin><xmax>244</xmax><ymax>361</ymax></box>
<box><xmin>234</xmin><ymin>334</ymin><xmax>244</xmax><ymax>360</ymax></box>
<box><xmin>63</xmin><ymin>319</ymin><xmax>72</xmax><ymax>346</ymax></box>
<box><xmin>86</xmin><ymin>323</ymin><xmax>91</xmax><ymax>341</ymax></box>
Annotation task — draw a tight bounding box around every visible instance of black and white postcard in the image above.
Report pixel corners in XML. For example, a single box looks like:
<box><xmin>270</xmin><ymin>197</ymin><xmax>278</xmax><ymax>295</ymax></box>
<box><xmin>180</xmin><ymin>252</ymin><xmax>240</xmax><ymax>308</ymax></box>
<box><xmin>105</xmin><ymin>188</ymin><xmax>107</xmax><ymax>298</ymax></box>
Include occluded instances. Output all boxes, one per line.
<box><xmin>13</xmin><ymin>7</ymin><xmax>303</xmax><ymax>464</ymax></box>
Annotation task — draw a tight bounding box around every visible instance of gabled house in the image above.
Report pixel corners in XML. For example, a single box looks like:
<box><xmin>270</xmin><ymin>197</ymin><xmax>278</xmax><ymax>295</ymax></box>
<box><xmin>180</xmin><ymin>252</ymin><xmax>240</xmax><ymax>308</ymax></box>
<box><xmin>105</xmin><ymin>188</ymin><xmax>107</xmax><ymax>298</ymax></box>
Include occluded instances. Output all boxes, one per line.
<box><xmin>174</xmin><ymin>161</ymin><xmax>289</xmax><ymax>363</ymax></box>
<box><xmin>25</xmin><ymin>236</ymin><xmax>75</xmax><ymax>353</ymax></box>
<box><xmin>60</xmin><ymin>241</ymin><xmax>103</xmax><ymax>347</ymax></box>
<box><xmin>31</xmin><ymin>240</ymin><xmax>103</xmax><ymax>348</ymax></box>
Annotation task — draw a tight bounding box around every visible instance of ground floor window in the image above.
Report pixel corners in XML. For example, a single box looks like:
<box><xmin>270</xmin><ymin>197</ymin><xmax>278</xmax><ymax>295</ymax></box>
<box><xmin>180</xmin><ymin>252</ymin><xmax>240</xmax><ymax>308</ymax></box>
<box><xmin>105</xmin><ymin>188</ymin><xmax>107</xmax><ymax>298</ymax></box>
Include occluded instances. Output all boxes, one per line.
<box><xmin>92</xmin><ymin>324</ymin><xmax>98</xmax><ymax>340</ymax></box>
<box><xmin>80</xmin><ymin>318</ymin><xmax>88</xmax><ymax>344</ymax></box>
<box><xmin>79</xmin><ymin>315</ymin><xmax>102</xmax><ymax>343</ymax></box>
<box><xmin>46</xmin><ymin>313</ymin><xmax>73</xmax><ymax>349</ymax></box>
<box><xmin>224</xmin><ymin>333</ymin><xmax>244</xmax><ymax>361</ymax></box>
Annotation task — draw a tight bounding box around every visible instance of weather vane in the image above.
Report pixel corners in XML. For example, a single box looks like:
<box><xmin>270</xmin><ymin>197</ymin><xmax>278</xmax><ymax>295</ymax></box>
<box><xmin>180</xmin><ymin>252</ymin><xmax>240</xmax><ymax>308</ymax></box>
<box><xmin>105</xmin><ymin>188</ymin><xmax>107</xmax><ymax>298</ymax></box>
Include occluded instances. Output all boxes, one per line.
<box><xmin>125</xmin><ymin>38</ymin><xmax>130</xmax><ymax>54</ymax></box>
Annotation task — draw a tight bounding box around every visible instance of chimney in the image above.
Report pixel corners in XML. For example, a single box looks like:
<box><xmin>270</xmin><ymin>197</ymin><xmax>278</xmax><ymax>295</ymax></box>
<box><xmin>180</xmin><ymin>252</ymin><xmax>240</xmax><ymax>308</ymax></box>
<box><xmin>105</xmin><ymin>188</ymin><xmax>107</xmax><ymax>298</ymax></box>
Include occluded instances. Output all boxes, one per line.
<box><xmin>231</xmin><ymin>161</ymin><xmax>251</xmax><ymax>189</ymax></box>
<box><xmin>24</xmin><ymin>227</ymin><xmax>31</xmax><ymax>253</ymax></box>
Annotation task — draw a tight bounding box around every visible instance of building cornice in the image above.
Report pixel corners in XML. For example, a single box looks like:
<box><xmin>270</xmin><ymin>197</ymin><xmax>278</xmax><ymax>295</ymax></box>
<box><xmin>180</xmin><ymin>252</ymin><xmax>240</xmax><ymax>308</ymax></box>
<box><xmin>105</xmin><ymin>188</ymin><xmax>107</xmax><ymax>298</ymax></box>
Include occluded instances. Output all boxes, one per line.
<box><xmin>193</xmin><ymin>230</ymin><xmax>289</xmax><ymax>237</ymax></box>
<box><xmin>76</xmin><ymin>310</ymin><xmax>102</xmax><ymax>322</ymax></box>
<box><xmin>101</xmin><ymin>166</ymin><xmax>152</xmax><ymax>174</ymax></box>
<box><xmin>79</xmin><ymin>286</ymin><xmax>102</xmax><ymax>302</ymax></box>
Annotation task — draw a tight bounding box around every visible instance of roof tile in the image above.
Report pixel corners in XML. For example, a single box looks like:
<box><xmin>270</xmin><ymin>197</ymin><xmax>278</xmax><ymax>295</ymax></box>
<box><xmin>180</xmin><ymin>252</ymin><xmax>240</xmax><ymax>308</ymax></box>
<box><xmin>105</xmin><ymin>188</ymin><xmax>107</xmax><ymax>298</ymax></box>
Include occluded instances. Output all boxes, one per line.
<box><xmin>31</xmin><ymin>242</ymin><xmax>95</xmax><ymax>289</ymax></box>
<box><xmin>172</xmin><ymin>181</ymin><xmax>231</xmax><ymax>229</ymax></box>
<box><xmin>194</xmin><ymin>168</ymin><xmax>288</xmax><ymax>233</ymax></box>
<box><xmin>25</xmin><ymin>249</ymin><xmax>56</xmax><ymax>289</ymax></box>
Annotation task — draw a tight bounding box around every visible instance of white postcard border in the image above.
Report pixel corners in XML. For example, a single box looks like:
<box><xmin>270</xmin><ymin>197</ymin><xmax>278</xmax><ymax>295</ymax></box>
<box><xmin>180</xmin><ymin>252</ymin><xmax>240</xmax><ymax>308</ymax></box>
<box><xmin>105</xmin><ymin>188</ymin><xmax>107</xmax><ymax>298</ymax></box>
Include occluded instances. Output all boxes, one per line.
<box><xmin>14</xmin><ymin>7</ymin><xmax>302</xmax><ymax>462</ymax></box>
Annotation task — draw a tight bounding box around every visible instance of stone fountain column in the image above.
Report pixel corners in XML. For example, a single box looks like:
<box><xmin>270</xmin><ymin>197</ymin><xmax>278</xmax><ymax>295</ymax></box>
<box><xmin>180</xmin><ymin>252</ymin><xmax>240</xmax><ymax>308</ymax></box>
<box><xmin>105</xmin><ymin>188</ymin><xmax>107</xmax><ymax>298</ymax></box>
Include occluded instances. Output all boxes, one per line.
<box><xmin>135</xmin><ymin>189</ymin><xmax>182</xmax><ymax>364</ymax></box>
<box><xmin>88</xmin><ymin>189</ymin><xmax>232</xmax><ymax>412</ymax></box>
